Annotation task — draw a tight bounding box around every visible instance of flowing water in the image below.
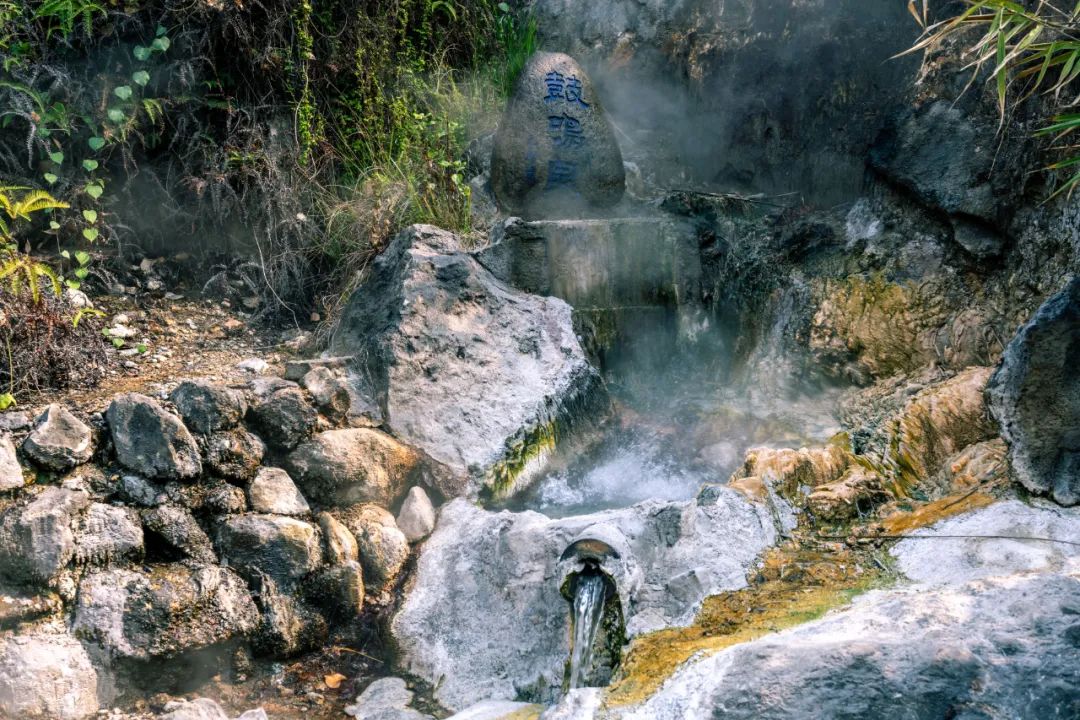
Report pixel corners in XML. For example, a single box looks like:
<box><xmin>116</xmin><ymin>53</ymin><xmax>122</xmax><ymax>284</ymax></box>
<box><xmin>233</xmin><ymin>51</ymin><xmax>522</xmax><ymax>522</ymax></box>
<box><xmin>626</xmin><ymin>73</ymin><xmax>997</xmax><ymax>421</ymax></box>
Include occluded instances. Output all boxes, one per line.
<box><xmin>568</xmin><ymin>573</ymin><xmax>609</xmax><ymax>689</ymax></box>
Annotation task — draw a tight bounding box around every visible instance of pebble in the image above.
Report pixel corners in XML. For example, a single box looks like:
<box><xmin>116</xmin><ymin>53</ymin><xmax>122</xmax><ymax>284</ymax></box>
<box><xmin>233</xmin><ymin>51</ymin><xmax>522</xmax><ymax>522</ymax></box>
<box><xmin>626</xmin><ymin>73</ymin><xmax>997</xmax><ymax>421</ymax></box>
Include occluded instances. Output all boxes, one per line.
<box><xmin>237</xmin><ymin>358</ymin><xmax>269</xmax><ymax>374</ymax></box>
<box><xmin>123</xmin><ymin>361</ymin><xmax>137</xmax><ymax>369</ymax></box>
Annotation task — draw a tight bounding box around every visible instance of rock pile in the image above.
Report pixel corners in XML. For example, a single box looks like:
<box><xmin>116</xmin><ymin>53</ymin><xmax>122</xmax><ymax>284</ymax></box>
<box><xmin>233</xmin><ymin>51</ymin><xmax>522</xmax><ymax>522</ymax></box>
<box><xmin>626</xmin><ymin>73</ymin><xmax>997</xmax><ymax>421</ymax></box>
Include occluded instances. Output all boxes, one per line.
<box><xmin>0</xmin><ymin>361</ymin><xmax>445</xmax><ymax>718</ymax></box>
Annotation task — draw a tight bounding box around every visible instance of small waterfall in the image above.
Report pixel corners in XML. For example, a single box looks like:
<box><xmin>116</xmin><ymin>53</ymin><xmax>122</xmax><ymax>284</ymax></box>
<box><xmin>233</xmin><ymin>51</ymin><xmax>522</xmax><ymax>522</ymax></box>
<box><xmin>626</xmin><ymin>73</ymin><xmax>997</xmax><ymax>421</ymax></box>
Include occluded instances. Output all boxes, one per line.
<box><xmin>568</xmin><ymin>572</ymin><xmax>607</xmax><ymax>688</ymax></box>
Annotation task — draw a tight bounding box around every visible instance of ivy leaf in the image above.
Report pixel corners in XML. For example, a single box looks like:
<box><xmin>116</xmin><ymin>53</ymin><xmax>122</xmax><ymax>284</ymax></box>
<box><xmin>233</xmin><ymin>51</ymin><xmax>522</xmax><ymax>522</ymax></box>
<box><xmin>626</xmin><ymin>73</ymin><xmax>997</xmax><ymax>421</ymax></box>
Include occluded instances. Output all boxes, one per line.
<box><xmin>75</xmin><ymin>267</ymin><xmax>89</xmax><ymax>279</ymax></box>
<box><xmin>498</xmin><ymin>2</ymin><xmax>510</xmax><ymax>11</ymax></box>
<box><xmin>107</xmin><ymin>108</ymin><xmax>125</xmax><ymax>124</ymax></box>
<box><xmin>61</xmin><ymin>250</ymin><xmax>71</xmax><ymax>259</ymax></box>
<box><xmin>82</xmin><ymin>209</ymin><xmax>98</xmax><ymax>224</ymax></box>
<box><xmin>85</xmin><ymin>183</ymin><xmax>103</xmax><ymax>200</ymax></box>
<box><xmin>151</xmin><ymin>36</ymin><xmax>170</xmax><ymax>52</ymax></box>
<box><xmin>156</xmin><ymin>24</ymin><xmax>167</xmax><ymax>37</ymax></box>
<box><xmin>49</xmin><ymin>151</ymin><xmax>64</xmax><ymax>164</ymax></box>
<box><xmin>133</xmin><ymin>45</ymin><xmax>151</xmax><ymax>61</ymax></box>
<box><xmin>43</xmin><ymin>172</ymin><xmax>58</xmax><ymax>184</ymax></box>
<box><xmin>50</xmin><ymin>221</ymin><xmax>61</xmax><ymax>230</ymax></box>
<box><xmin>114</xmin><ymin>85</ymin><xmax>133</xmax><ymax>101</ymax></box>
<box><xmin>65</xmin><ymin>278</ymin><xmax>81</xmax><ymax>291</ymax></box>
<box><xmin>82</xmin><ymin>227</ymin><xmax>99</xmax><ymax>242</ymax></box>
<box><xmin>82</xmin><ymin>159</ymin><xmax>98</xmax><ymax>172</ymax></box>
<box><xmin>112</xmin><ymin>337</ymin><xmax>124</xmax><ymax>349</ymax></box>
<box><xmin>75</xmin><ymin>250</ymin><xmax>90</xmax><ymax>265</ymax></box>
<box><xmin>132</xmin><ymin>70</ymin><xmax>150</xmax><ymax>86</ymax></box>
<box><xmin>88</xmin><ymin>136</ymin><xmax>105</xmax><ymax>151</ymax></box>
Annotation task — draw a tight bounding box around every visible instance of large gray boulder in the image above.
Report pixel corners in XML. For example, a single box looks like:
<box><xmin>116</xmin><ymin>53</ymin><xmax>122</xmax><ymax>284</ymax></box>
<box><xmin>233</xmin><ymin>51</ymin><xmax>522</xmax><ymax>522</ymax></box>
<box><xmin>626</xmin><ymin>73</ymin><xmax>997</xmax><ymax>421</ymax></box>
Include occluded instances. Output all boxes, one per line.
<box><xmin>248</xmin><ymin>387</ymin><xmax>317</xmax><ymax>450</ymax></box>
<box><xmin>330</xmin><ymin>225</ymin><xmax>606</xmax><ymax>500</ymax></box>
<box><xmin>620</xmin><ymin>574</ymin><xmax>1080</xmax><ymax>720</ymax></box>
<box><xmin>106</xmin><ymin>394</ymin><xmax>202</xmax><ymax>481</ymax></box>
<box><xmin>491</xmin><ymin>52</ymin><xmax>624</xmax><ymax>217</ymax></box>
<box><xmin>169</xmin><ymin>380</ymin><xmax>247</xmax><ymax>435</ymax></box>
<box><xmin>215</xmin><ymin>514</ymin><xmax>322</xmax><ymax>586</ymax></box>
<box><xmin>72</xmin><ymin>564</ymin><xmax>258</xmax><ymax>661</ymax></box>
<box><xmin>0</xmin><ymin>630</ymin><xmax>104</xmax><ymax>719</ymax></box>
<box><xmin>22</xmin><ymin>404</ymin><xmax>93</xmax><ymax>471</ymax></box>
<box><xmin>987</xmin><ymin>278</ymin><xmax>1080</xmax><ymax>505</ymax></box>
<box><xmin>286</xmin><ymin>428</ymin><xmax>425</xmax><ymax>508</ymax></box>
<box><xmin>0</xmin><ymin>487</ymin><xmax>90</xmax><ymax>586</ymax></box>
<box><xmin>392</xmin><ymin>490</ymin><xmax>784</xmax><ymax>711</ymax></box>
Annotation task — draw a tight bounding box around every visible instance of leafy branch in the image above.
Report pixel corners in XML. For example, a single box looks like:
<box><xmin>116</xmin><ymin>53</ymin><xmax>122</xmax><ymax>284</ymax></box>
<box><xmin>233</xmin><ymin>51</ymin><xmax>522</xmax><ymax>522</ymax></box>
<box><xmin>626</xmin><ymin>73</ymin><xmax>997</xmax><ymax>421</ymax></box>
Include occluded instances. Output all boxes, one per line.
<box><xmin>904</xmin><ymin>0</ymin><xmax>1080</xmax><ymax>197</ymax></box>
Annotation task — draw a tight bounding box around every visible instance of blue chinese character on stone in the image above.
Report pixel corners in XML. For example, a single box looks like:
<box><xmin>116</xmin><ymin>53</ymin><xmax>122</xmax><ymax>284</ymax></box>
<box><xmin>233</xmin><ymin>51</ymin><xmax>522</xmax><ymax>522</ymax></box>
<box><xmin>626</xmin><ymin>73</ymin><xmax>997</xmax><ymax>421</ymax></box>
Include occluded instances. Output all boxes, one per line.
<box><xmin>546</xmin><ymin>159</ymin><xmax>578</xmax><ymax>188</ymax></box>
<box><xmin>565</xmin><ymin>76</ymin><xmax>589</xmax><ymax>109</ymax></box>
<box><xmin>548</xmin><ymin>114</ymin><xmax>585</xmax><ymax>149</ymax></box>
<box><xmin>544</xmin><ymin>71</ymin><xmax>566</xmax><ymax>103</ymax></box>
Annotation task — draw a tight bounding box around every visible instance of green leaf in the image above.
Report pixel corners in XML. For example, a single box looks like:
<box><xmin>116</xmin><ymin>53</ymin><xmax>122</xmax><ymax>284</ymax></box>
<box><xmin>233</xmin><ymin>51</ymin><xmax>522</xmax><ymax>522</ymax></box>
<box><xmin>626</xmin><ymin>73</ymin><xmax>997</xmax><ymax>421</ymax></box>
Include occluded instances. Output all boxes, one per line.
<box><xmin>88</xmin><ymin>136</ymin><xmax>105</xmax><ymax>151</ymax></box>
<box><xmin>132</xmin><ymin>70</ymin><xmax>150</xmax><ymax>86</ymax></box>
<box><xmin>82</xmin><ymin>209</ymin><xmax>97</xmax><ymax>224</ymax></box>
<box><xmin>61</xmin><ymin>250</ymin><xmax>70</xmax><ymax>259</ymax></box>
<box><xmin>137</xmin><ymin>343</ymin><xmax>148</xmax><ymax>354</ymax></box>
<box><xmin>156</xmin><ymin>24</ymin><xmax>167</xmax><ymax>37</ymax></box>
<box><xmin>75</xmin><ymin>267</ymin><xmax>89</xmax><ymax>279</ymax></box>
<box><xmin>74</xmin><ymin>250</ymin><xmax>90</xmax><ymax>265</ymax></box>
<box><xmin>0</xmin><ymin>393</ymin><xmax>16</xmax><ymax>411</ymax></box>
<box><xmin>151</xmin><ymin>36</ymin><xmax>170</xmax><ymax>52</ymax></box>
<box><xmin>43</xmin><ymin>172</ymin><xmax>57</xmax><ymax>184</ymax></box>
<box><xmin>85</xmin><ymin>183</ymin><xmax>103</xmax><ymax>199</ymax></box>
<box><xmin>49</xmin><ymin>151</ymin><xmax>64</xmax><ymax>164</ymax></box>
<box><xmin>114</xmin><ymin>85</ymin><xmax>133</xmax><ymax>101</ymax></box>
<box><xmin>50</xmin><ymin>221</ymin><xmax>60</xmax><ymax>230</ymax></box>
<box><xmin>112</xmin><ymin>337</ymin><xmax>124</xmax><ymax>349</ymax></box>
<box><xmin>82</xmin><ymin>159</ymin><xmax>98</xmax><ymax>172</ymax></box>
<box><xmin>82</xmin><ymin>227</ymin><xmax>99</xmax><ymax>242</ymax></box>
<box><xmin>65</xmin><ymin>278</ymin><xmax>80</xmax><ymax>290</ymax></box>
<box><xmin>133</xmin><ymin>45</ymin><xmax>151</xmax><ymax>61</ymax></box>
<box><xmin>498</xmin><ymin>2</ymin><xmax>510</xmax><ymax>11</ymax></box>
<box><xmin>107</xmin><ymin>108</ymin><xmax>125</xmax><ymax>124</ymax></box>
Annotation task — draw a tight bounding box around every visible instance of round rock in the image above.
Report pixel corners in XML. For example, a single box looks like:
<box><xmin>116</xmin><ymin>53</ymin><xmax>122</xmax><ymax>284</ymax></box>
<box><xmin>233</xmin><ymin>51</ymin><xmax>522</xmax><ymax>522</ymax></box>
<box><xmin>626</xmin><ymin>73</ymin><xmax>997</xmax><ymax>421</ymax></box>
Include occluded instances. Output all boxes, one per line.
<box><xmin>22</xmin><ymin>404</ymin><xmax>93</xmax><ymax>471</ymax></box>
<box><xmin>491</xmin><ymin>51</ymin><xmax>624</xmax><ymax>218</ymax></box>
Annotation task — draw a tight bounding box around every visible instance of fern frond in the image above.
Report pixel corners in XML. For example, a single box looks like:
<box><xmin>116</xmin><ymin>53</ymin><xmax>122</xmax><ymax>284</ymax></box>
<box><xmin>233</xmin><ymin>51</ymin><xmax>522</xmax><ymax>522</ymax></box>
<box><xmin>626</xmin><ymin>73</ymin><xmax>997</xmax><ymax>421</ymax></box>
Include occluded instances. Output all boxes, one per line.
<box><xmin>12</xmin><ymin>190</ymin><xmax>69</xmax><ymax>219</ymax></box>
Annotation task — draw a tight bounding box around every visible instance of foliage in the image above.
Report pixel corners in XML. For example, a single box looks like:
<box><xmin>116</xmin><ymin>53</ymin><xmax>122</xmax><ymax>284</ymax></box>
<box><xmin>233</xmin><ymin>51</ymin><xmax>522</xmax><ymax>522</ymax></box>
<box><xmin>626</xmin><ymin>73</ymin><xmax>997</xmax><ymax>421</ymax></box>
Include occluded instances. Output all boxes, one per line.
<box><xmin>491</xmin><ymin>1</ymin><xmax>539</xmax><ymax>97</ymax></box>
<box><xmin>906</xmin><ymin>0</ymin><xmax>1080</xmax><ymax>197</ymax></box>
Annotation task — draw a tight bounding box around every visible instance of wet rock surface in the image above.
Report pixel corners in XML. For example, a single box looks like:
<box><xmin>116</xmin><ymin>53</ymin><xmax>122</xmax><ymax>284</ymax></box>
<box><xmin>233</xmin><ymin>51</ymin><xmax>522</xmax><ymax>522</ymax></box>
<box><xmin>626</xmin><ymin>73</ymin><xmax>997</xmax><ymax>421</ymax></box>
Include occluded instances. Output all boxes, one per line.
<box><xmin>393</xmin><ymin>491</ymin><xmax>785</xmax><ymax>711</ymax></box>
<box><xmin>491</xmin><ymin>52</ymin><xmax>624</xmax><ymax>217</ymax></box>
<box><xmin>620</xmin><ymin>573</ymin><xmax>1080</xmax><ymax>720</ymax></box>
<box><xmin>331</xmin><ymin>224</ymin><xmax>606</xmax><ymax>499</ymax></box>
<box><xmin>987</xmin><ymin>278</ymin><xmax>1080</xmax><ymax>505</ymax></box>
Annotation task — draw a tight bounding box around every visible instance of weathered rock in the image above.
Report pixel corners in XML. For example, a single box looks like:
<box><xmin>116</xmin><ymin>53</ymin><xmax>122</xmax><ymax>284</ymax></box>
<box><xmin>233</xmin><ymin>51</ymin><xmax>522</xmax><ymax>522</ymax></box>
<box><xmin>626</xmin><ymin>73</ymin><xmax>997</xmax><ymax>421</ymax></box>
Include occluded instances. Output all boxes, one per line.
<box><xmin>344</xmin><ymin>677</ymin><xmax>431</xmax><ymax>720</ymax></box>
<box><xmin>396</xmin><ymin>486</ymin><xmax>436</xmax><ymax>542</ymax></box>
<box><xmin>248</xmin><ymin>573</ymin><xmax>328</xmax><ymax>658</ymax></box>
<box><xmin>287</xmin><ymin>429</ymin><xmax>424</xmax><ymax>508</ymax></box>
<box><xmin>74</xmin><ymin>503</ymin><xmax>143</xmax><ymax>566</ymax></box>
<box><xmin>302</xmin><ymin>366</ymin><xmax>351</xmax><ymax>419</ymax></box>
<box><xmin>0</xmin><ymin>590</ymin><xmax>62</xmax><ymax>629</ymax></box>
<box><xmin>206</xmin><ymin>429</ymin><xmax>266</xmax><ymax>481</ymax></box>
<box><xmin>285</xmin><ymin>357</ymin><xmax>351</xmax><ymax>382</ymax></box>
<box><xmin>807</xmin><ymin>466</ymin><xmax>888</xmax><ymax>522</ymax></box>
<box><xmin>393</xmin><ymin>492</ymin><xmax>783</xmax><ymax>710</ymax></box>
<box><xmin>0</xmin><ymin>630</ymin><xmax>103</xmax><ymax>719</ymax></box>
<box><xmin>140</xmin><ymin>505</ymin><xmax>217</xmax><ymax>564</ymax></box>
<box><xmin>22</xmin><ymin>405</ymin><xmax>93</xmax><ymax>471</ymax></box>
<box><xmin>491</xmin><ymin>52</ymin><xmax>624</xmax><ymax>217</ymax></box>
<box><xmin>729</xmin><ymin>442</ymin><xmax>850</xmax><ymax>500</ymax></box>
<box><xmin>330</xmin><ymin>225</ymin><xmax>606</xmax><ymax>499</ymax></box>
<box><xmin>106</xmin><ymin>394</ymin><xmax>202</xmax><ymax>481</ymax></box>
<box><xmin>891</xmin><ymin>500</ymin><xmax>1080</xmax><ymax>585</ymax></box>
<box><xmin>247</xmin><ymin>467</ymin><xmax>310</xmax><ymax>516</ymax></box>
<box><xmin>888</xmin><ymin>366</ymin><xmax>997</xmax><ymax>488</ymax></box>
<box><xmin>159</xmin><ymin>698</ymin><xmax>229</xmax><ymax>720</ymax></box>
<box><xmin>215</xmin><ymin>514</ymin><xmax>322</xmax><ymax>586</ymax></box>
<box><xmin>621</xmin><ymin>574</ymin><xmax>1080</xmax><ymax>720</ymax></box>
<box><xmin>0</xmin><ymin>487</ymin><xmax>90</xmax><ymax>585</ymax></box>
<box><xmin>169</xmin><ymin>380</ymin><xmax>248</xmax><ymax>434</ymax></box>
<box><xmin>335</xmin><ymin>505</ymin><xmax>409</xmax><ymax>590</ymax></box>
<box><xmin>118</xmin><ymin>474</ymin><xmax>163</xmax><ymax>507</ymax></box>
<box><xmin>161</xmin><ymin>479</ymin><xmax>247</xmax><ymax>515</ymax></box>
<box><xmin>248</xmin><ymin>387</ymin><xmax>317</xmax><ymax>450</ymax></box>
<box><xmin>73</xmin><ymin>564</ymin><xmax>257</xmax><ymax>661</ymax></box>
<box><xmin>317</xmin><ymin>511</ymin><xmax>358</xmax><ymax>565</ymax></box>
<box><xmin>987</xmin><ymin>278</ymin><xmax>1080</xmax><ymax>505</ymax></box>
<box><xmin>0</xmin><ymin>436</ymin><xmax>23</xmax><ymax>490</ymax></box>
<box><xmin>309</xmin><ymin>560</ymin><xmax>365</xmax><ymax>620</ymax></box>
